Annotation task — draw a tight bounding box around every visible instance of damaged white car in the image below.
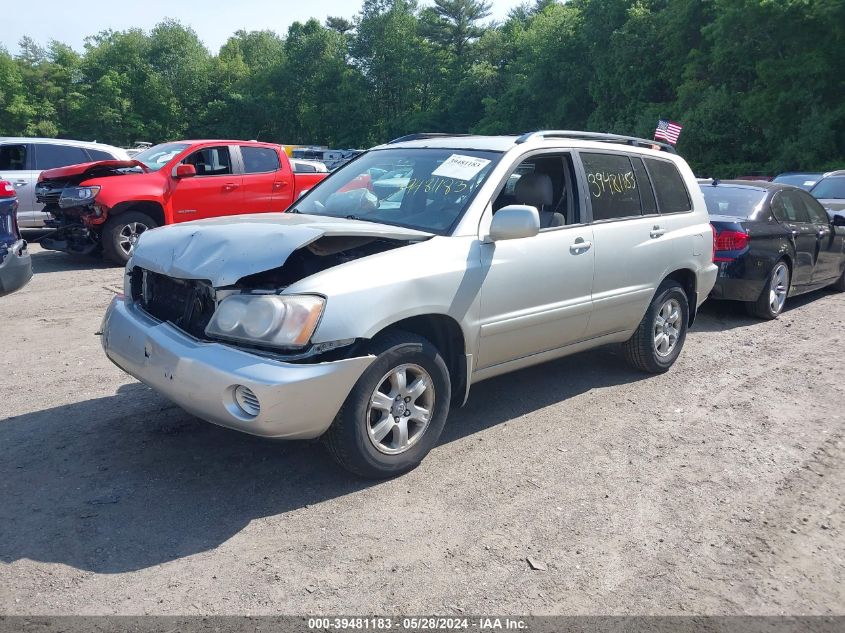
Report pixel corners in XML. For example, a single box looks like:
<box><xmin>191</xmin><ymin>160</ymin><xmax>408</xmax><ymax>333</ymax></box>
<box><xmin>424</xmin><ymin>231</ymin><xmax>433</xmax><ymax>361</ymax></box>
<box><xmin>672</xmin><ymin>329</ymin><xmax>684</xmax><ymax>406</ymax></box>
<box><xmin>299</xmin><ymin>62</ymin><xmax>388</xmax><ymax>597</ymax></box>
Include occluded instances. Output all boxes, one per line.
<box><xmin>101</xmin><ymin>131</ymin><xmax>717</xmax><ymax>477</ymax></box>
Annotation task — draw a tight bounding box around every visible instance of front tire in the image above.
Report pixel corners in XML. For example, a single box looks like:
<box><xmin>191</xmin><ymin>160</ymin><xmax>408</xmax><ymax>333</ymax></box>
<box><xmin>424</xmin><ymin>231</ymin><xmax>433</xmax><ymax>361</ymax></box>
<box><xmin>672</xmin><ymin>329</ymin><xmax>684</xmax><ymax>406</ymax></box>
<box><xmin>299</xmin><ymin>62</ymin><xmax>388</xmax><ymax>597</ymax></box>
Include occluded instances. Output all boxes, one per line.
<box><xmin>830</xmin><ymin>264</ymin><xmax>845</xmax><ymax>292</ymax></box>
<box><xmin>323</xmin><ymin>330</ymin><xmax>451</xmax><ymax>478</ymax></box>
<box><xmin>746</xmin><ymin>260</ymin><xmax>789</xmax><ymax>319</ymax></box>
<box><xmin>623</xmin><ymin>280</ymin><xmax>689</xmax><ymax>374</ymax></box>
<box><xmin>101</xmin><ymin>210</ymin><xmax>157</xmax><ymax>264</ymax></box>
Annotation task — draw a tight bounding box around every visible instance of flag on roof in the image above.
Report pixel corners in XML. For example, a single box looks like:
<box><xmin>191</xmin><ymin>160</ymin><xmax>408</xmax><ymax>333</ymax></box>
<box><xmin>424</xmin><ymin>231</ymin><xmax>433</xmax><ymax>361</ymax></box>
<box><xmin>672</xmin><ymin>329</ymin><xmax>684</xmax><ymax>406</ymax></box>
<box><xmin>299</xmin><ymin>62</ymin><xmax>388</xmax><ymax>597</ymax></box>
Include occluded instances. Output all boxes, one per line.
<box><xmin>654</xmin><ymin>119</ymin><xmax>682</xmax><ymax>145</ymax></box>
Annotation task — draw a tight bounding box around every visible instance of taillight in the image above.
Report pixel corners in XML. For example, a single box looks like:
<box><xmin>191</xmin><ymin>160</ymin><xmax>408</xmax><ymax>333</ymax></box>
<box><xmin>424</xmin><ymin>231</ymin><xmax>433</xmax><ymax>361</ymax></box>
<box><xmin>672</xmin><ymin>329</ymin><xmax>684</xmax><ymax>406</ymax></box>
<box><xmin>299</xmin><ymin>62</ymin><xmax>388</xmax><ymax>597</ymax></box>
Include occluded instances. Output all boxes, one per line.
<box><xmin>0</xmin><ymin>181</ymin><xmax>15</xmax><ymax>198</ymax></box>
<box><xmin>713</xmin><ymin>228</ymin><xmax>749</xmax><ymax>262</ymax></box>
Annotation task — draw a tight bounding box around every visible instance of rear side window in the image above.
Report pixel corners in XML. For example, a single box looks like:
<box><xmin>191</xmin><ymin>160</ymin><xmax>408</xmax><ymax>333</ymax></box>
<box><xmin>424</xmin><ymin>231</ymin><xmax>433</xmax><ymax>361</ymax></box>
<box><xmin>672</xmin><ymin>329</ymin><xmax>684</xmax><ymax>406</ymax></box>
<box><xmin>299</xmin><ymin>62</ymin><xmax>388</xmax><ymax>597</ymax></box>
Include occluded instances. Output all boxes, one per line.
<box><xmin>0</xmin><ymin>144</ymin><xmax>28</xmax><ymax>170</ymax></box>
<box><xmin>644</xmin><ymin>158</ymin><xmax>691</xmax><ymax>213</ymax></box>
<box><xmin>772</xmin><ymin>191</ymin><xmax>811</xmax><ymax>223</ymax></box>
<box><xmin>799</xmin><ymin>191</ymin><xmax>832</xmax><ymax>224</ymax></box>
<box><xmin>241</xmin><ymin>146</ymin><xmax>280</xmax><ymax>173</ymax></box>
<box><xmin>581</xmin><ymin>152</ymin><xmax>642</xmax><ymax>221</ymax></box>
<box><xmin>87</xmin><ymin>148</ymin><xmax>117</xmax><ymax>161</ymax></box>
<box><xmin>294</xmin><ymin>162</ymin><xmax>317</xmax><ymax>173</ymax></box>
<box><xmin>35</xmin><ymin>144</ymin><xmax>89</xmax><ymax>170</ymax></box>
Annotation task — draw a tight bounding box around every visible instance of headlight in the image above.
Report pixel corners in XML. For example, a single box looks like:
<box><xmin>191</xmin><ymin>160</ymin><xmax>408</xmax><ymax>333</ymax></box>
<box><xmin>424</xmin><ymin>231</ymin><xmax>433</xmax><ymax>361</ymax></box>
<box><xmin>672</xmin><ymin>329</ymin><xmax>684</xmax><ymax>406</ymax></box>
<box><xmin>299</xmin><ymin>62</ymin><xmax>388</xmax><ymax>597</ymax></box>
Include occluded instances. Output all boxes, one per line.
<box><xmin>205</xmin><ymin>294</ymin><xmax>325</xmax><ymax>349</ymax></box>
<box><xmin>59</xmin><ymin>186</ymin><xmax>100</xmax><ymax>208</ymax></box>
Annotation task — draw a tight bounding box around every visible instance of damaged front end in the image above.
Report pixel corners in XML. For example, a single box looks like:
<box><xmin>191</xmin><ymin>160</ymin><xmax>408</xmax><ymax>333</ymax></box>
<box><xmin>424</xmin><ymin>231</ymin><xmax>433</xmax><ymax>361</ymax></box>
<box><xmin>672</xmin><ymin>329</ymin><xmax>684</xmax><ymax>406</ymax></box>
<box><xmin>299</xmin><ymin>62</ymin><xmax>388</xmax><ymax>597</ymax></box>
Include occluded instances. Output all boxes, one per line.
<box><xmin>127</xmin><ymin>217</ymin><xmax>431</xmax><ymax>362</ymax></box>
<box><xmin>36</xmin><ymin>160</ymin><xmax>142</xmax><ymax>255</ymax></box>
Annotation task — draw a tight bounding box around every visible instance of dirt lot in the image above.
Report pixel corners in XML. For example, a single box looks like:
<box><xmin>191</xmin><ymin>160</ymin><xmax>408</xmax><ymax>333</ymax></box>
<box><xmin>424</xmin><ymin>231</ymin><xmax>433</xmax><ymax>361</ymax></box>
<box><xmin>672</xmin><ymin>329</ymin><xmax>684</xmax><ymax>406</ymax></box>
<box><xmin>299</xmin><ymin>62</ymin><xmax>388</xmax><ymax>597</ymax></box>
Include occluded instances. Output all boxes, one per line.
<box><xmin>0</xmin><ymin>239</ymin><xmax>843</xmax><ymax>616</ymax></box>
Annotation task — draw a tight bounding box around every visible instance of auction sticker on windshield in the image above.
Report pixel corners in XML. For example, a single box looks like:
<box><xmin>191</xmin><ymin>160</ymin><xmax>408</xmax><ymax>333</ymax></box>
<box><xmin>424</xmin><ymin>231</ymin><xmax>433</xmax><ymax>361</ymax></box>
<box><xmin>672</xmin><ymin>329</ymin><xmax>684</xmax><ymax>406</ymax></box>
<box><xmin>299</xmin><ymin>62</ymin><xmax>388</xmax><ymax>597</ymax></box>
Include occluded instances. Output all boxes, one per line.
<box><xmin>432</xmin><ymin>154</ymin><xmax>492</xmax><ymax>180</ymax></box>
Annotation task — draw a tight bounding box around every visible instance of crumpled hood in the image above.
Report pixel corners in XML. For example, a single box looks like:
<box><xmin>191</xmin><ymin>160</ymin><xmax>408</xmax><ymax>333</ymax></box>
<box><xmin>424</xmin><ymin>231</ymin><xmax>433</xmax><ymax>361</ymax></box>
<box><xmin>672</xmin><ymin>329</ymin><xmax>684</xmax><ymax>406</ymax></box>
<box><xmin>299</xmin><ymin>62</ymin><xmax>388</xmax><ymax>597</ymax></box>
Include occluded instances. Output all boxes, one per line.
<box><xmin>38</xmin><ymin>160</ymin><xmax>146</xmax><ymax>181</ymax></box>
<box><xmin>130</xmin><ymin>213</ymin><xmax>433</xmax><ymax>287</ymax></box>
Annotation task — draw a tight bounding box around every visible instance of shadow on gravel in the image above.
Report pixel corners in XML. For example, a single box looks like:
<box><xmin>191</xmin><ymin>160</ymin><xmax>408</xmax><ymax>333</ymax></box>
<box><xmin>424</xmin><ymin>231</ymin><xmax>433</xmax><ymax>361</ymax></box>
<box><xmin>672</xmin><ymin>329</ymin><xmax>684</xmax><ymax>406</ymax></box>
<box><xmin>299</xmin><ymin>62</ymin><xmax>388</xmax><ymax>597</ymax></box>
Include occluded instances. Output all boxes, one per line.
<box><xmin>693</xmin><ymin>288</ymin><xmax>835</xmax><ymax>333</ymax></box>
<box><xmin>29</xmin><ymin>249</ymin><xmax>116</xmax><ymax>275</ymax></box>
<box><xmin>0</xmin><ymin>346</ymin><xmax>644</xmax><ymax>574</ymax></box>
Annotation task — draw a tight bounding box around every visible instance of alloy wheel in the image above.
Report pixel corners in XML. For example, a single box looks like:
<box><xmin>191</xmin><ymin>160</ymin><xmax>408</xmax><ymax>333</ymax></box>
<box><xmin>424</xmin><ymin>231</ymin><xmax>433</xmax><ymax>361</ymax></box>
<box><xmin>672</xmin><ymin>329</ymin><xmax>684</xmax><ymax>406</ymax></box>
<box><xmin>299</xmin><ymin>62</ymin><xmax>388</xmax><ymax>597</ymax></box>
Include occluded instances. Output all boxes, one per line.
<box><xmin>366</xmin><ymin>363</ymin><xmax>435</xmax><ymax>455</ymax></box>
<box><xmin>118</xmin><ymin>222</ymin><xmax>149</xmax><ymax>256</ymax></box>
<box><xmin>653</xmin><ymin>297</ymin><xmax>682</xmax><ymax>357</ymax></box>
<box><xmin>769</xmin><ymin>263</ymin><xmax>788</xmax><ymax>315</ymax></box>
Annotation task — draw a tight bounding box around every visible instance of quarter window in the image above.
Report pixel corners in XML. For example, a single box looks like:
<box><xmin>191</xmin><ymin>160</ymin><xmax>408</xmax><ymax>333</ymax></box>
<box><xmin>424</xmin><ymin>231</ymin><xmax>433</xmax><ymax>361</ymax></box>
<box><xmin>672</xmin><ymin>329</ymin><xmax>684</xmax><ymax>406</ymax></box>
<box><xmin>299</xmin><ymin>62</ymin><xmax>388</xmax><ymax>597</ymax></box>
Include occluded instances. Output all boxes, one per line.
<box><xmin>0</xmin><ymin>144</ymin><xmax>27</xmax><ymax>170</ymax></box>
<box><xmin>35</xmin><ymin>144</ymin><xmax>89</xmax><ymax>170</ymax></box>
<box><xmin>644</xmin><ymin>158</ymin><xmax>691</xmax><ymax>213</ymax></box>
<box><xmin>241</xmin><ymin>146</ymin><xmax>280</xmax><ymax>173</ymax></box>
<box><xmin>183</xmin><ymin>147</ymin><xmax>232</xmax><ymax>176</ymax></box>
<box><xmin>581</xmin><ymin>152</ymin><xmax>642</xmax><ymax>221</ymax></box>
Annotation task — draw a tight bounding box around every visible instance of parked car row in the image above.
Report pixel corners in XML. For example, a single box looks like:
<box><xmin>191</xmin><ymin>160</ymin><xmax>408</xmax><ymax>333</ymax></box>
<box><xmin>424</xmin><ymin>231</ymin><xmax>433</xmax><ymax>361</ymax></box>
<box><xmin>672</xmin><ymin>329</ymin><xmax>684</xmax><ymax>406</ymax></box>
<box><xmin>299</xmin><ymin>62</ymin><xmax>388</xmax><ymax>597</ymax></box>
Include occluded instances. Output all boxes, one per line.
<box><xmin>5</xmin><ymin>130</ymin><xmax>843</xmax><ymax>479</ymax></box>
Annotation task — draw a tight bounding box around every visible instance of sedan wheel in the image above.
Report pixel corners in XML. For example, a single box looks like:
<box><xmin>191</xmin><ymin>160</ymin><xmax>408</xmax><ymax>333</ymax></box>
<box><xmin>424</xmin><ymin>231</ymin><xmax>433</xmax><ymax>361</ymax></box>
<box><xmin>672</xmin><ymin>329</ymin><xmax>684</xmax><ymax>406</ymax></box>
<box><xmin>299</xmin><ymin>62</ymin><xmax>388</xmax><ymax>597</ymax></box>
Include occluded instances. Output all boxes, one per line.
<box><xmin>768</xmin><ymin>263</ymin><xmax>789</xmax><ymax>315</ymax></box>
<box><xmin>748</xmin><ymin>260</ymin><xmax>790</xmax><ymax>320</ymax></box>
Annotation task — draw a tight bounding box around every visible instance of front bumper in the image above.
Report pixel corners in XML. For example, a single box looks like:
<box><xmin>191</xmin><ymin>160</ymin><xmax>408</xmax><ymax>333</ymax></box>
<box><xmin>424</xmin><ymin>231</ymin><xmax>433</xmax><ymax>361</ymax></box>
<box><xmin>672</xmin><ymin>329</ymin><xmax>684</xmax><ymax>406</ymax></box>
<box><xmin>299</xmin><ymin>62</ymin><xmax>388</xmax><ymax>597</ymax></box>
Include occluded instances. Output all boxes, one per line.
<box><xmin>0</xmin><ymin>240</ymin><xmax>33</xmax><ymax>297</ymax></box>
<box><xmin>101</xmin><ymin>296</ymin><xmax>374</xmax><ymax>439</ymax></box>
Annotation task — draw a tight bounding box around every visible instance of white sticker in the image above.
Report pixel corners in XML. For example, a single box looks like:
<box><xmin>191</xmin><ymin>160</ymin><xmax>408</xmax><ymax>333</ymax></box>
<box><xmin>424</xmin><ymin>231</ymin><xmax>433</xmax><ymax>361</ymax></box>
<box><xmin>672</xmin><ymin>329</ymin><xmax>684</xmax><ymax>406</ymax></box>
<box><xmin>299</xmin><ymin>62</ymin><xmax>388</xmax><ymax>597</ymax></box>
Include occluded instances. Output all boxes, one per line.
<box><xmin>431</xmin><ymin>154</ymin><xmax>491</xmax><ymax>181</ymax></box>
<box><xmin>803</xmin><ymin>180</ymin><xmax>816</xmax><ymax>186</ymax></box>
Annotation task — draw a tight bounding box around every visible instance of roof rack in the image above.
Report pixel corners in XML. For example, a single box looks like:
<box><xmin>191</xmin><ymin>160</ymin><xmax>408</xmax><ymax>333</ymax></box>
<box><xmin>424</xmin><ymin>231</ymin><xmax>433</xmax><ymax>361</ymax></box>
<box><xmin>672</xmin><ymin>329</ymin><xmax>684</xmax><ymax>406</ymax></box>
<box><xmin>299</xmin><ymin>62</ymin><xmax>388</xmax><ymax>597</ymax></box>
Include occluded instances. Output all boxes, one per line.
<box><xmin>515</xmin><ymin>130</ymin><xmax>677</xmax><ymax>153</ymax></box>
<box><xmin>387</xmin><ymin>133</ymin><xmax>473</xmax><ymax>144</ymax></box>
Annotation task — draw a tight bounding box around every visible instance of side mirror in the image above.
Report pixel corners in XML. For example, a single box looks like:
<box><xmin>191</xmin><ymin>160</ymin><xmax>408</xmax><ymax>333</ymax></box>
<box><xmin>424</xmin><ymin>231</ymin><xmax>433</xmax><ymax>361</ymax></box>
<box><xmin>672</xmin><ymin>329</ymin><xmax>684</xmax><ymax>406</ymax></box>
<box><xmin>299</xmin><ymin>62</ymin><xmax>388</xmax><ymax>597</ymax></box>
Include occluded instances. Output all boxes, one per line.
<box><xmin>832</xmin><ymin>214</ymin><xmax>845</xmax><ymax>227</ymax></box>
<box><xmin>489</xmin><ymin>205</ymin><xmax>540</xmax><ymax>241</ymax></box>
<box><xmin>174</xmin><ymin>164</ymin><xmax>196</xmax><ymax>179</ymax></box>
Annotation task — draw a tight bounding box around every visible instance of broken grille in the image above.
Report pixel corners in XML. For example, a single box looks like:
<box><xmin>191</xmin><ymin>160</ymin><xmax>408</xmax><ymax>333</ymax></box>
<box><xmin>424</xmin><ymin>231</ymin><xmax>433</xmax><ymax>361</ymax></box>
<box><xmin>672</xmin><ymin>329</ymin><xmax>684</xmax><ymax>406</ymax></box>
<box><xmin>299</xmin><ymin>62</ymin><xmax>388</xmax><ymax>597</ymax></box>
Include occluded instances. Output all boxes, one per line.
<box><xmin>131</xmin><ymin>268</ymin><xmax>216</xmax><ymax>339</ymax></box>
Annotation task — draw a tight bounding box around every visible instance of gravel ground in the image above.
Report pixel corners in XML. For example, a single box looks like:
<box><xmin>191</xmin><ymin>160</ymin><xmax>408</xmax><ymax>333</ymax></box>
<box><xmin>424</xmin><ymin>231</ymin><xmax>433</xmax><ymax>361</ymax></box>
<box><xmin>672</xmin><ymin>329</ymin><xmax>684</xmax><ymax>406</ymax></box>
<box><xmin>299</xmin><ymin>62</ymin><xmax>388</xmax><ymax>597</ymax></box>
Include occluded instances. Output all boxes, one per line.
<box><xmin>0</xmin><ymin>240</ymin><xmax>843</xmax><ymax>616</ymax></box>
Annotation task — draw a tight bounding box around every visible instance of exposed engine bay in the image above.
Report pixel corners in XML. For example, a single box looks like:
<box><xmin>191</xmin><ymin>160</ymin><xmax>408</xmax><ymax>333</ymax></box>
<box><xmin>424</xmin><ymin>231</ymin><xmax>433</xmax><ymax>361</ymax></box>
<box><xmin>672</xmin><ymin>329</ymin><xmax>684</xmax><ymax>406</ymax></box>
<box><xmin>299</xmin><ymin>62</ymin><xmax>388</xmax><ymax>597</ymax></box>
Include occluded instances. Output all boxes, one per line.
<box><xmin>129</xmin><ymin>234</ymin><xmax>419</xmax><ymax>360</ymax></box>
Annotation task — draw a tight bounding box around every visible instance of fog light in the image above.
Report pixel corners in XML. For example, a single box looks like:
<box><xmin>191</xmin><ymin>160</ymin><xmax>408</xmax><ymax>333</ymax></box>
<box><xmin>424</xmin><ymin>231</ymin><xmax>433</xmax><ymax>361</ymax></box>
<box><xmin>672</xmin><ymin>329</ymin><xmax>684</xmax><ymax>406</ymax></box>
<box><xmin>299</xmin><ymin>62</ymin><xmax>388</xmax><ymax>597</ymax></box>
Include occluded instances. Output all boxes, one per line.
<box><xmin>233</xmin><ymin>385</ymin><xmax>260</xmax><ymax>417</ymax></box>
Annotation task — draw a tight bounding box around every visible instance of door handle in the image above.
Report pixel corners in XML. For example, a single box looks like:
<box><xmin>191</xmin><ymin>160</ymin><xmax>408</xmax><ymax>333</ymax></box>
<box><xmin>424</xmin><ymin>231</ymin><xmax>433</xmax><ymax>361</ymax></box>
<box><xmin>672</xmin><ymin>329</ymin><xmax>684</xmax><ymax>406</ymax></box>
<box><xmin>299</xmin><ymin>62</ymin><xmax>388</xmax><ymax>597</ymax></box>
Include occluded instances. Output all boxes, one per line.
<box><xmin>650</xmin><ymin>225</ymin><xmax>666</xmax><ymax>238</ymax></box>
<box><xmin>222</xmin><ymin>183</ymin><xmax>239</xmax><ymax>192</ymax></box>
<box><xmin>273</xmin><ymin>181</ymin><xmax>288</xmax><ymax>190</ymax></box>
<box><xmin>570</xmin><ymin>238</ymin><xmax>592</xmax><ymax>253</ymax></box>
<box><xmin>13</xmin><ymin>180</ymin><xmax>28</xmax><ymax>187</ymax></box>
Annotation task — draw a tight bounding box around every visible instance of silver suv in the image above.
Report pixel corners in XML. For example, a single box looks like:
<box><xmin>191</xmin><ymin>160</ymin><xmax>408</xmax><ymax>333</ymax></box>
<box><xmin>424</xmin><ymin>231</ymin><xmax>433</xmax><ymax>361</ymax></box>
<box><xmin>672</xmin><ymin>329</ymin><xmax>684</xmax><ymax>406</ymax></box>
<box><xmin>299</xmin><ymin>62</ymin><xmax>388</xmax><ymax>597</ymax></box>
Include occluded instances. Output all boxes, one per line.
<box><xmin>0</xmin><ymin>137</ymin><xmax>129</xmax><ymax>227</ymax></box>
<box><xmin>101</xmin><ymin>131</ymin><xmax>717</xmax><ymax>477</ymax></box>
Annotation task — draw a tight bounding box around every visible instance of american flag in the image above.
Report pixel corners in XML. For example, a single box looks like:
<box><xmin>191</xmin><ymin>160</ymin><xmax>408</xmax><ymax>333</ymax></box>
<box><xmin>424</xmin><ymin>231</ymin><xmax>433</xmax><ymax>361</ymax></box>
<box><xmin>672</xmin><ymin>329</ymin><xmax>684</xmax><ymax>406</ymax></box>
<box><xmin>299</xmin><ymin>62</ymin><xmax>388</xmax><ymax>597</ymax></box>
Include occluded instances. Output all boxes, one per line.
<box><xmin>654</xmin><ymin>119</ymin><xmax>683</xmax><ymax>145</ymax></box>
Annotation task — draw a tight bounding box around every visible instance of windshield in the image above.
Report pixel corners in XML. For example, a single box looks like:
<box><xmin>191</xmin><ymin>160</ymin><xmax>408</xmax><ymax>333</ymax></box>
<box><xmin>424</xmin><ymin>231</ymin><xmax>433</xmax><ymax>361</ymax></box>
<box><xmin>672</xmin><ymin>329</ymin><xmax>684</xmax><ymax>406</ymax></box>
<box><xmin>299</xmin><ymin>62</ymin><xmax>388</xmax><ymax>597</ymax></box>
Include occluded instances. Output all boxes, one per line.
<box><xmin>772</xmin><ymin>173</ymin><xmax>821</xmax><ymax>190</ymax></box>
<box><xmin>133</xmin><ymin>142</ymin><xmax>190</xmax><ymax>171</ymax></box>
<box><xmin>811</xmin><ymin>176</ymin><xmax>845</xmax><ymax>200</ymax></box>
<box><xmin>293</xmin><ymin>148</ymin><xmax>501</xmax><ymax>234</ymax></box>
<box><xmin>700</xmin><ymin>185</ymin><xmax>767</xmax><ymax>218</ymax></box>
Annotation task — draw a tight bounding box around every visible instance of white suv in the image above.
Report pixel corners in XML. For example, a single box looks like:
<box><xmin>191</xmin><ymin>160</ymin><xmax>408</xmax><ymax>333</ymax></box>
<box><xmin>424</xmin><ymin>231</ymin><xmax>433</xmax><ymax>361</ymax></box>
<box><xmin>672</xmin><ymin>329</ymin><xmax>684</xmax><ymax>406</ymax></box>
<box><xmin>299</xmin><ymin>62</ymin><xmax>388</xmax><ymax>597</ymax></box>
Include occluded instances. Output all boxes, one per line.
<box><xmin>101</xmin><ymin>130</ymin><xmax>717</xmax><ymax>477</ymax></box>
<box><xmin>0</xmin><ymin>137</ymin><xmax>129</xmax><ymax>227</ymax></box>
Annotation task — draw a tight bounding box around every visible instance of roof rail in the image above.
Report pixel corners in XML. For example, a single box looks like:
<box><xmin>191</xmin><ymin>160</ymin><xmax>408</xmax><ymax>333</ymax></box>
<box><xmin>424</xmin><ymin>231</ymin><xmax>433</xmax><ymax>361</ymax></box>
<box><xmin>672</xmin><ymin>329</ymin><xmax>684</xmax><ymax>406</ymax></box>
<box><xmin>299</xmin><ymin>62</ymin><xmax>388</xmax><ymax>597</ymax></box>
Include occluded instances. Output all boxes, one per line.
<box><xmin>515</xmin><ymin>130</ymin><xmax>677</xmax><ymax>153</ymax></box>
<box><xmin>387</xmin><ymin>132</ymin><xmax>473</xmax><ymax>144</ymax></box>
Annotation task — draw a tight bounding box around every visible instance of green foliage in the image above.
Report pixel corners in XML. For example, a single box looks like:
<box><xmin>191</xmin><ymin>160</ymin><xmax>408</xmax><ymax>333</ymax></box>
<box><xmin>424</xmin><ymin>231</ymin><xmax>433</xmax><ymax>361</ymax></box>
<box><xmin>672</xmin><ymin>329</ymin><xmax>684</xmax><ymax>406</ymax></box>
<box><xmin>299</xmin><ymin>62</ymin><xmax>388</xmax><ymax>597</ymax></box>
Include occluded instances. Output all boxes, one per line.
<box><xmin>3</xmin><ymin>1</ymin><xmax>842</xmax><ymax>175</ymax></box>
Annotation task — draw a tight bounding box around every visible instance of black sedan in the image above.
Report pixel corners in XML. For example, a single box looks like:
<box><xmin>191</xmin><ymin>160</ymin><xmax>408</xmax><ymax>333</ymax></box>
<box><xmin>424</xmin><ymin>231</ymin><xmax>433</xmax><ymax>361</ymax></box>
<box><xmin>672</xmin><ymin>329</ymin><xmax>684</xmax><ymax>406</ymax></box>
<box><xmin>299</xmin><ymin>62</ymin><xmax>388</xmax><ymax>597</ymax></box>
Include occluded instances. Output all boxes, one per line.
<box><xmin>0</xmin><ymin>180</ymin><xmax>32</xmax><ymax>297</ymax></box>
<box><xmin>700</xmin><ymin>180</ymin><xmax>845</xmax><ymax>319</ymax></box>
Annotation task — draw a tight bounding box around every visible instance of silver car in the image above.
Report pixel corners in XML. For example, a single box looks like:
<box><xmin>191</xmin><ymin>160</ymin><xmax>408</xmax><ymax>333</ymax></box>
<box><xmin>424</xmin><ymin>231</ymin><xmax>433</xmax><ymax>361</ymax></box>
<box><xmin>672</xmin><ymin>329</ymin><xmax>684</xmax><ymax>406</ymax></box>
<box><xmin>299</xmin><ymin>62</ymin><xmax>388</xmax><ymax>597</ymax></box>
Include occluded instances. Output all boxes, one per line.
<box><xmin>0</xmin><ymin>137</ymin><xmax>129</xmax><ymax>227</ymax></box>
<box><xmin>101</xmin><ymin>131</ymin><xmax>718</xmax><ymax>477</ymax></box>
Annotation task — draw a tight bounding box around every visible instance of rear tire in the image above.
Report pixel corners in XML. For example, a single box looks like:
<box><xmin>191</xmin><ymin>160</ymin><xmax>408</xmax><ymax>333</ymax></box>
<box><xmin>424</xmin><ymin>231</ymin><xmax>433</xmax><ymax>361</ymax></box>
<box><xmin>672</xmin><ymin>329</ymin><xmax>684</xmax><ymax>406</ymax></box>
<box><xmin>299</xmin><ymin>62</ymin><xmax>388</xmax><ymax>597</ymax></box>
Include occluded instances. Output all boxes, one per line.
<box><xmin>101</xmin><ymin>210</ymin><xmax>157</xmax><ymax>265</ymax></box>
<box><xmin>623</xmin><ymin>280</ymin><xmax>689</xmax><ymax>374</ymax></box>
<box><xmin>746</xmin><ymin>260</ymin><xmax>789</xmax><ymax>319</ymax></box>
<box><xmin>323</xmin><ymin>330</ymin><xmax>451</xmax><ymax>478</ymax></box>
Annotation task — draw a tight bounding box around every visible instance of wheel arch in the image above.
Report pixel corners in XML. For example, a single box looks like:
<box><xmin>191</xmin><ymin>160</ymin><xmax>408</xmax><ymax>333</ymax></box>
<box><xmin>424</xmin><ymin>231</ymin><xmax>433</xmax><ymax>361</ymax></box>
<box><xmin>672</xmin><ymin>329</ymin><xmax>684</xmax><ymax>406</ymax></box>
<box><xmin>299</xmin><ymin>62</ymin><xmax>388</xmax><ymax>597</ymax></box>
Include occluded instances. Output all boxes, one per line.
<box><xmin>663</xmin><ymin>268</ymin><xmax>698</xmax><ymax>326</ymax></box>
<box><xmin>108</xmin><ymin>201</ymin><xmax>165</xmax><ymax>227</ymax></box>
<box><xmin>368</xmin><ymin>314</ymin><xmax>469</xmax><ymax>407</ymax></box>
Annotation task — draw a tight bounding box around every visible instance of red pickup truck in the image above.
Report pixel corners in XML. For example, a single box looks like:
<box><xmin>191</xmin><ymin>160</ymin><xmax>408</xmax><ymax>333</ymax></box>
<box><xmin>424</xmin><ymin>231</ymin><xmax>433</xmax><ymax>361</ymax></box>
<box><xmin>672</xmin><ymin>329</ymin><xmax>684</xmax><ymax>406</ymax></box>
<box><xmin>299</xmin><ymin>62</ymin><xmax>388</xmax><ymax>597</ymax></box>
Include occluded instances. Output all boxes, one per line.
<box><xmin>36</xmin><ymin>140</ymin><xmax>328</xmax><ymax>263</ymax></box>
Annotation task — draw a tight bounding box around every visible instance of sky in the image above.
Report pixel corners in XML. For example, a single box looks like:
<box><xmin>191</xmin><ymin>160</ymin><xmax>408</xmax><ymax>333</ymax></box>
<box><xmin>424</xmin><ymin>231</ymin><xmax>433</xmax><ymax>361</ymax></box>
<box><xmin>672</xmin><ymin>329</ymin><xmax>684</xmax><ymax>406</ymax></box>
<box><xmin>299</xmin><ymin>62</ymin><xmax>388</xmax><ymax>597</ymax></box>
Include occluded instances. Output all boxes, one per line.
<box><xmin>4</xmin><ymin>0</ymin><xmax>526</xmax><ymax>55</ymax></box>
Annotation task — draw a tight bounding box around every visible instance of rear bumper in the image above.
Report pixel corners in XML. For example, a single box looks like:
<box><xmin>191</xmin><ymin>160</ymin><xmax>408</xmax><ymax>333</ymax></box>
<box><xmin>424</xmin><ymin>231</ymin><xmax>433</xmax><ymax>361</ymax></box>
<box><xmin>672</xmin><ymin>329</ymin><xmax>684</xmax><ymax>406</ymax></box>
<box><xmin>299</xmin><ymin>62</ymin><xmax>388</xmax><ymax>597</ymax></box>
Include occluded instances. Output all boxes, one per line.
<box><xmin>710</xmin><ymin>259</ymin><xmax>768</xmax><ymax>302</ymax></box>
<box><xmin>695</xmin><ymin>263</ymin><xmax>719</xmax><ymax>307</ymax></box>
<box><xmin>0</xmin><ymin>240</ymin><xmax>33</xmax><ymax>297</ymax></box>
<box><xmin>101</xmin><ymin>296</ymin><xmax>375</xmax><ymax>439</ymax></box>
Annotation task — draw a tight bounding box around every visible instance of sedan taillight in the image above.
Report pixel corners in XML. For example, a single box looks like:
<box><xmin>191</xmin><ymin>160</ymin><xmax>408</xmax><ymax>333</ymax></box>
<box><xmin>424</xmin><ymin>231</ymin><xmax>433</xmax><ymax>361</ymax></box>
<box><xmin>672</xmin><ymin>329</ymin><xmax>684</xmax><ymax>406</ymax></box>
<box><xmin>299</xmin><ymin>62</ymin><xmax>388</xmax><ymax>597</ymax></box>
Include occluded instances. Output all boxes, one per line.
<box><xmin>713</xmin><ymin>229</ymin><xmax>749</xmax><ymax>262</ymax></box>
